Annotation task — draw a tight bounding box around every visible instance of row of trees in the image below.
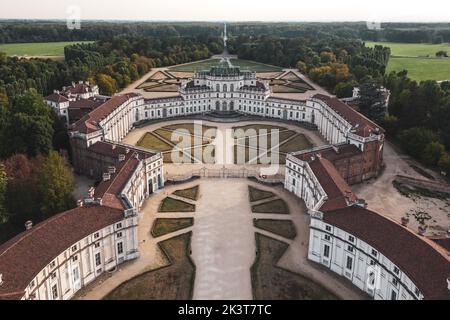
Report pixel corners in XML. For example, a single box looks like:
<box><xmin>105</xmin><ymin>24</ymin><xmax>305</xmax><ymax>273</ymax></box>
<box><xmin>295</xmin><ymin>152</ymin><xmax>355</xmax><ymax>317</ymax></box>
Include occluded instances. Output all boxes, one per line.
<box><xmin>0</xmin><ymin>90</ymin><xmax>75</xmax><ymax>243</ymax></box>
<box><xmin>382</xmin><ymin>71</ymin><xmax>450</xmax><ymax>173</ymax></box>
<box><xmin>228</xmin><ymin>35</ymin><xmax>390</xmax><ymax>95</ymax></box>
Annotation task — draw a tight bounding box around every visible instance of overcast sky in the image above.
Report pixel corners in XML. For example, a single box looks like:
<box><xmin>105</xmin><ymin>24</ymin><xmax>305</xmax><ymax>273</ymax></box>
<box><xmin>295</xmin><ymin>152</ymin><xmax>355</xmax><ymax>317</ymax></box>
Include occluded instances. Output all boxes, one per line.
<box><xmin>1</xmin><ymin>0</ymin><xmax>450</xmax><ymax>22</ymax></box>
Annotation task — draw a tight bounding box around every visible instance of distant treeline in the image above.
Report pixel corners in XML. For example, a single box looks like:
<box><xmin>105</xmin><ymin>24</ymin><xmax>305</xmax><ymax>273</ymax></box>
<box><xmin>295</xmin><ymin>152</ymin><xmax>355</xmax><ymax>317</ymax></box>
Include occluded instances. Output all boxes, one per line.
<box><xmin>0</xmin><ymin>20</ymin><xmax>223</xmax><ymax>43</ymax></box>
<box><xmin>2</xmin><ymin>21</ymin><xmax>450</xmax><ymax>44</ymax></box>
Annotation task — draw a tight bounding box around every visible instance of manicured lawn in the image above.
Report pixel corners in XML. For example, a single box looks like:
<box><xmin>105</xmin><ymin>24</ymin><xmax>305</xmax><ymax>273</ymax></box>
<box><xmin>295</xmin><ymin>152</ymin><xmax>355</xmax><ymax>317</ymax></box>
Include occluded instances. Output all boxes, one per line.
<box><xmin>251</xmin><ymin>233</ymin><xmax>338</xmax><ymax>300</ymax></box>
<box><xmin>252</xmin><ymin>199</ymin><xmax>289</xmax><ymax>214</ymax></box>
<box><xmin>365</xmin><ymin>41</ymin><xmax>450</xmax><ymax>57</ymax></box>
<box><xmin>366</xmin><ymin>41</ymin><xmax>450</xmax><ymax>81</ymax></box>
<box><xmin>0</xmin><ymin>41</ymin><xmax>94</xmax><ymax>56</ymax></box>
<box><xmin>151</xmin><ymin>218</ymin><xmax>194</xmax><ymax>237</ymax></box>
<box><xmin>387</xmin><ymin>57</ymin><xmax>450</xmax><ymax>82</ymax></box>
<box><xmin>279</xmin><ymin>134</ymin><xmax>313</xmax><ymax>153</ymax></box>
<box><xmin>104</xmin><ymin>232</ymin><xmax>195</xmax><ymax>300</ymax></box>
<box><xmin>169</xmin><ymin>59</ymin><xmax>282</xmax><ymax>73</ymax></box>
<box><xmin>248</xmin><ymin>186</ymin><xmax>275</xmax><ymax>202</ymax></box>
<box><xmin>254</xmin><ymin>219</ymin><xmax>297</xmax><ymax>240</ymax></box>
<box><xmin>137</xmin><ymin>132</ymin><xmax>173</xmax><ymax>152</ymax></box>
<box><xmin>173</xmin><ymin>186</ymin><xmax>200</xmax><ymax>201</ymax></box>
<box><xmin>158</xmin><ymin>197</ymin><xmax>195</xmax><ymax>212</ymax></box>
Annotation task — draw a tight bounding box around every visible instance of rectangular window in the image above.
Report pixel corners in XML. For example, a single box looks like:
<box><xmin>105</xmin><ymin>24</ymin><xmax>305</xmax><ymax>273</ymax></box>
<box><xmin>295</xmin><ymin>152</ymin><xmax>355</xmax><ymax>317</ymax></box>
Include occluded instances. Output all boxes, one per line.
<box><xmin>117</xmin><ymin>242</ymin><xmax>124</xmax><ymax>255</ymax></box>
<box><xmin>393</xmin><ymin>266</ymin><xmax>400</xmax><ymax>275</ymax></box>
<box><xmin>323</xmin><ymin>245</ymin><xmax>330</xmax><ymax>258</ymax></box>
<box><xmin>371</xmin><ymin>249</ymin><xmax>378</xmax><ymax>257</ymax></box>
<box><xmin>391</xmin><ymin>290</ymin><xmax>397</xmax><ymax>300</ymax></box>
<box><xmin>52</xmin><ymin>285</ymin><xmax>58</xmax><ymax>300</ymax></box>
<box><xmin>95</xmin><ymin>253</ymin><xmax>101</xmax><ymax>267</ymax></box>
<box><xmin>325</xmin><ymin>225</ymin><xmax>332</xmax><ymax>232</ymax></box>
<box><xmin>117</xmin><ymin>232</ymin><xmax>123</xmax><ymax>238</ymax></box>
<box><xmin>94</xmin><ymin>232</ymin><xmax>100</xmax><ymax>239</ymax></box>
<box><xmin>324</xmin><ymin>234</ymin><xmax>331</xmax><ymax>241</ymax></box>
<box><xmin>348</xmin><ymin>235</ymin><xmax>355</xmax><ymax>243</ymax></box>
<box><xmin>346</xmin><ymin>256</ymin><xmax>353</xmax><ymax>270</ymax></box>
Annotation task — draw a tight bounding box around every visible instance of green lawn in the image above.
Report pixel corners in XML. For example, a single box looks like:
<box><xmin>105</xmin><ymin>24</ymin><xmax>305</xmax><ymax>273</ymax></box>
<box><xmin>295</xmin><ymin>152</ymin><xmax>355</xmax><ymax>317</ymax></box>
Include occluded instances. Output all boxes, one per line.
<box><xmin>169</xmin><ymin>58</ymin><xmax>282</xmax><ymax>73</ymax></box>
<box><xmin>387</xmin><ymin>57</ymin><xmax>450</xmax><ymax>82</ymax></box>
<box><xmin>0</xmin><ymin>41</ymin><xmax>94</xmax><ymax>57</ymax></box>
<box><xmin>366</xmin><ymin>41</ymin><xmax>450</xmax><ymax>81</ymax></box>
<box><xmin>365</xmin><ymin>41</ymin><xmax>450</xmax><ymax>57</ymax></box>
<box><xmin>158</xmin><ymin>197</ymin><xmax>196</xmax><ymax>212</ymax></box>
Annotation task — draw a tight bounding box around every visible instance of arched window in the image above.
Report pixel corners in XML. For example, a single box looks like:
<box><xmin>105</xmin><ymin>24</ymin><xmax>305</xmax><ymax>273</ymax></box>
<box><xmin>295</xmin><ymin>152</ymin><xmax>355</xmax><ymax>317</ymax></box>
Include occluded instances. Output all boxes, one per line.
<box><xmin>230</xmin><ymin>84</ymin><xmax>234</xmax><ymax>92</ymax></box>
<box><xmin>216</xmin><ymin>84</ymin><xmax>220</xmax><ymax>92</ymax></box>
<box><xmin>223</xmin><ymin>84</ymin><xmax>227</xmax><ymax>92</ymax></box>
<box><xmin>230</xmin><ymin>101</ymin><xmax>234</xmax><ymax>110</ymax></box>
<box><xmin>222</xmin><ymin>101</ymin><xmax>227</xmax><ymax>110</ymax></box>
<box><xmin>215</xmin><ymin>101</ymin><xmax>220</xmax><ymax>110</ymax></box>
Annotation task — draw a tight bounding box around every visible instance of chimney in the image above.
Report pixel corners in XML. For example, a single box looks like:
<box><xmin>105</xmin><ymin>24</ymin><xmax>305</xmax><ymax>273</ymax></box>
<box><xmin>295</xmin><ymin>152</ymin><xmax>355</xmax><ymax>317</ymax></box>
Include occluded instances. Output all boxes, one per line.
<box><xmin>118</xmin><ymin>154</ymin><xmax>126</xmax><ymax>162</ymax></box>
<box><xmin>447</xmin><ymin>277</ymin><xmax>450</xmax><ymax>292</ymax></box>
<box><xmin>418</xmin><ymin>224</ymin><xmax>428</xmax><ymax>236</ymax></box>
<box><xmin>77</xmin><ymin>200</ymin><xmax>83</xmax><ymax>207</ymax></box>
<box><xmin>112</xmin><ymin>144</ymin><xmax>117</xmax><ymax>150</ymax></box>
<box><xmin>103</xmin><ymin>173</ymin><xmax>111</xmax><ymax>181</ymax></box>
<box><xmin>25</xmin><ymin>220</ymin><xmax>33</xmax><ymax>230</ymax></box>
<box><xmin>88</xmin><ymin>187</ymin><xmax>95</xmax><ymax>198</ymax></box>
<box><xmin>96</xmin><ymin>198</ymin><xmax>103</xmax><ymax>206</ymax></box>
<box><xmin>401</xmin><ymin>216</ymin><xmax>409</xmax><ymax>226</ymax></box>
<box><xmin>125</xmin><ymin>148</ymin><xmax>130</xmax><ymax>154</ymax></box>
<box><xmin>0</xmin><ymin>274</ymin><xmax>3</xmax><ymax>286</ymax></box>
<box><xmin>108</xmin><ymin>166</ymin><xmax>116</xmax><ymax>174</ymax></box>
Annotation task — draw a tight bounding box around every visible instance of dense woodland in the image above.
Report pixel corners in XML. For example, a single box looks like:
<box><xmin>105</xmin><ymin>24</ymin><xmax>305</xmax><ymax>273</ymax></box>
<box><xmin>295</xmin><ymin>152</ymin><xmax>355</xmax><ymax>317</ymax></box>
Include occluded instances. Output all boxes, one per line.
<box><xmin>0</xmin><ymin>21</ymin><xmax>450</xmax><ymax>243</ymax></box>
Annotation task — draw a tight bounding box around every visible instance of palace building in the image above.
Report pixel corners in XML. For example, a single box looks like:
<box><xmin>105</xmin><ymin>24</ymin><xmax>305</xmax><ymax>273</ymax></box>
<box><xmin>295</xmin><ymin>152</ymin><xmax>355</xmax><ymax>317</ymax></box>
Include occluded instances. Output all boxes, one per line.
<box><xmin>1</xmin><ymin>56</ymin><xmax>449</xmax><ymax>300</ymax></box>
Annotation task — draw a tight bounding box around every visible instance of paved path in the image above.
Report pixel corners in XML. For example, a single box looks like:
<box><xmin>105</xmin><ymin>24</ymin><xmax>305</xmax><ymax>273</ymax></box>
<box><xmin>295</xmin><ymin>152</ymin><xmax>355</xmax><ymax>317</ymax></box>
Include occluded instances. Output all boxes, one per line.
<box><xmin>192</xmin><ymin>180</ymin><xmax>255</xmax><ymax>300</ymax></box>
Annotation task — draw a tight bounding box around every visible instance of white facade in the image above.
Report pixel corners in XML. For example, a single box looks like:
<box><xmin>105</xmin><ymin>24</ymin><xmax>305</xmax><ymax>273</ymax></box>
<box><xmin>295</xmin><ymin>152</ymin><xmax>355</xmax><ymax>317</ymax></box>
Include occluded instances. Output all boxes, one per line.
<box><xmin>22</xmin><ymin>214</ymin><xmax>138</xmax><ymax>301</ymax></box>
<box><xmin>308</xmin><ymin>213</ymin><xmax>422</xmax><ymax>300</ymax></box>
<box><xmin>285</xmin><ymin>154</ymin><xmax>327</xmax><ymax>211</ymax></box>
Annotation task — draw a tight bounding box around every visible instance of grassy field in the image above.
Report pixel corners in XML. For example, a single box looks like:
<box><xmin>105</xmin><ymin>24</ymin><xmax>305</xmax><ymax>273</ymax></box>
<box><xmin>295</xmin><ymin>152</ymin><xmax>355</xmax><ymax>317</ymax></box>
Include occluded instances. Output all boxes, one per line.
<box><xmin>169</xmin><ymin>58</ymin><xmax>282</xmax><ymax>73</ymax></box>
<box><xmin>254</xmin><ymin>219</ymin><xmax>297</xmax><ymax>240</ymax></box>
<box><xmin>366</xmin><ymin>41</ymin><xmax>450</xmax><ymax>81</ymax></box>
<box><xmin>0</xmin><ymin>41</ymin><xmax>94</xmax><ymax>57</ymax></box>
<box><xmin>159</xmin><ymin>197</ymin><xmax>196</xmax><ymax>212</ymax></box>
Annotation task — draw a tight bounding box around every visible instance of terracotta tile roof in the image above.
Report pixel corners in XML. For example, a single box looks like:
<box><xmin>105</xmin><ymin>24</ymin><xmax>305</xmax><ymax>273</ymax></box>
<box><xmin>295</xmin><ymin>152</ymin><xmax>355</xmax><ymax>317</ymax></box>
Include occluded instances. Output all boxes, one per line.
<box><xmin>63</xmin><ymin>83</ymin><xmax>95</xmax><ymax>95</ymax></box>
<box><xmin>308</xmin><ymin>157</ymin><xmax>357</xmax><ymax>211</ymax></box>
<box><xmin>432</xmin><ymin>238</ymin><xmax>450</xmax><ymax>254</ymax></box>
<box><xmin>295</xmin><ymin>144</ymin><xmax>362</xmax><ymax>163</ymax></box>
<box><xmin>44</xmin><ymin>93</ymin><xmax>69</xmax><ymax>103</ymax></box>
<box><xmin>323</xmin><ymin>206</ymin><xmax>450</xmax><ymax>300</ymax></box>
<box><xmin>88</xmin><ymin>141</ymin><xmax>156</xmax><ymax>160</ymax></box>
<box><xmin>0</xmin><ymin>206</ymin><xmax>124</xmax><ymax>300</ymax></box>
<box><xmin>68</xmin><ymin>99</ymin><xmax>103</xmax><ymax>109</ymax></box>
<box><xmin>93</xmin><ymin>153</ymin><xmax>141</xmax><ymax>209</ymax></box>
<box><xmin>71</xmin><ymin>93</ymin><xmax>139</xmax><ymax>134</ymax></box>
<box><xmin>313</xmin><ymin>94</ymin><xmax>385</xmax><ymax>137</ymax></box>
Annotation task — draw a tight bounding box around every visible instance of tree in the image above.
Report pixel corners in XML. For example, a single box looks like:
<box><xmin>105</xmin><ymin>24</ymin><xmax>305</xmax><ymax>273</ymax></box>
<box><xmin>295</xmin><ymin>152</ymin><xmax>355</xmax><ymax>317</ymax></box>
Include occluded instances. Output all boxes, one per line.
<box><xmin>0</xmin><ymin>165</ymin><xmax>7</xmax><ymax>224</ymax></box>
<box><xmin>37</xmin><ymin>151</ymin><xmax>75</xmax><ymax>219</ymax></box>
<box><xmin>422</xmin><ymin>141</ymin><xmax>445</xmax><ymax>166</ymax></box>
<box><xmin>358</xmin><ymin>79</ymin><xmax>387</xmax><ymax>123</ymax></box>
<box><xmin>96</xmin><ymin>73</ymin><xmax>117</xmax><ymax>96</ymax></box>
<box><xmin>0</xmin><ymin>90</ymin><xmax>54</xmax><ymax>159</ymax></box>
<box><xmin>383</xmin><ymin>115</ymin><xmax>399</xmax><ymax>136</ymax></box>
<box><xmin>334</xmin><ymin>80</ymin><xmax>358</xmax><ymax>98</ymax></box>
<box><xmin>295</xmin><ymin>60</ymin><xmax>307</xmax><ymax>74</ymax></box>
<box><xmin>436</xmin><ymin>50</ymin><xmax>448</xmax><ymax>58</ymax></box>
<box><xmin>399</xmin><ymin>127</ymin><xmax>440</xmax><ymax>159</ymax></box>
<box><xmin>438</xmin><ymin>153</ymin><xmax>450</xmax><ymax>175</ymax></box>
